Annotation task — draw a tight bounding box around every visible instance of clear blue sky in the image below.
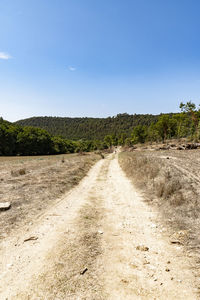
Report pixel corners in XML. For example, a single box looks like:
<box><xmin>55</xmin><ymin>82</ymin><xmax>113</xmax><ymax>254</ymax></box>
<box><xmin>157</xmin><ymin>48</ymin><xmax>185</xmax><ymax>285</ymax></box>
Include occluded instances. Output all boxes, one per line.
<box><xmin>1</xmin><ymin>0</ymin><xmax>200</xmax><ymax>121</ymax></box>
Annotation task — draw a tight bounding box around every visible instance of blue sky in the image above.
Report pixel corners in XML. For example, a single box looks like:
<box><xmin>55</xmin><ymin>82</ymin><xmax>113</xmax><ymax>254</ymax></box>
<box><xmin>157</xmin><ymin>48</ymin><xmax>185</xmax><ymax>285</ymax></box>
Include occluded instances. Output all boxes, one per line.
<box><xmin>1</xmin><ymin>0</ymin><xmax>200</xmax><ymax>121</ymax></box>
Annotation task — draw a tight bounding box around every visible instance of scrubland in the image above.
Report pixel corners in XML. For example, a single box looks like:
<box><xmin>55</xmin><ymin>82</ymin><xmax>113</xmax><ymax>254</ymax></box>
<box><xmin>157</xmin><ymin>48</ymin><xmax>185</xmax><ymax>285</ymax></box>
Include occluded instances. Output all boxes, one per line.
<box><xmin>119</xmin><ymin>148</ymin><xmax>200</xmax><ymax>258</ymax></box>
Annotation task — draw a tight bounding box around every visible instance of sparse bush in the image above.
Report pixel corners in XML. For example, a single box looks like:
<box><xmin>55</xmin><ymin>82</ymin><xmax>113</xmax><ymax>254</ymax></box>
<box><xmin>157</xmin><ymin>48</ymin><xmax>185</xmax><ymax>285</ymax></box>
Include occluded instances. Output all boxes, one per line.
<box><xmin>119</xmin><ymin>152</ymin><xmax>186</xmax><ymax>206</ymax></box>
<box><xmin>163</xmin><ymin>179</ymin><xmax>181</xmax><ymax>199</ymax></box>
<box><xmin>170</xmin><ymin>191</ymin><xmax>185</xmax><ymax>206</ymax></box>
<box><xmin>155</xmin><ymin>180</ymin><xmax>165</xmax><ymax>197</ymax></box>
<box><xmin>19</xmin><ymin>168</ymin><xmax>26</xmax><ymax>175</ymax></box>
<box><xmin>11</xmin><ymin>168</ymin><xmax>26</xmax><ymax>176</ymax></box>
<box><xmin>155</xmin><ymin>178</ymin><xmax>181</xmax><ymax>199</ymax></box>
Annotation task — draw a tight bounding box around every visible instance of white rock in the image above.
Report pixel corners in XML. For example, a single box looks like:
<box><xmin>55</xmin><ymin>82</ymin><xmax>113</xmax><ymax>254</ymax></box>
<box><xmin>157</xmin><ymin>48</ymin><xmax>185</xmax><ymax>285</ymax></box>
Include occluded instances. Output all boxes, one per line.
<box><xmin>0</xmin><ymin>202</ymin><xmax>11</xmax><ymax>211</ymax></box>
<box><xmin>151</xmin><ymin>223</ymin><xmax>157</xmax><ymax>228</ymax></box>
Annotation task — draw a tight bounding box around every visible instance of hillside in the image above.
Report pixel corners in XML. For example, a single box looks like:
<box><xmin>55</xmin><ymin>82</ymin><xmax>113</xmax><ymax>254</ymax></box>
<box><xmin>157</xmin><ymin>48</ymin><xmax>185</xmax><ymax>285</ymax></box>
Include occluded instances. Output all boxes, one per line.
<box><xmin>15</xmin><ymin>114</ymin><xmax>159</xmax><ymax>140</ymax></box>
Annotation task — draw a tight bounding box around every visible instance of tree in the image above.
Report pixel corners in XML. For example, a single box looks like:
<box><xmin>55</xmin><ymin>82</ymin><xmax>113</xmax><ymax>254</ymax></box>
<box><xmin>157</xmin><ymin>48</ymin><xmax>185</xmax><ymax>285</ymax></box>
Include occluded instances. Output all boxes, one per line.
<box><xmin>0</xmin><ymin>123</ymin><xmax>18</xmax><ymax>155</ymax></box>
<box><xmin>124</xmin><ymin>137</ymin><xmax>133</xmax><ymax>147</ymax></box>
<box><xmin>146</xmin><ymin>123</ymin><xmax>159</xmax><ymax>142</ymax></box>
<box><xmin>16</xmin><ymin>127</ymin><xmax>53</xmax><ymax>155</ymax></box>
<box><xmin>155</xmin><ymin>115</ymin><xmax>171</xmax><ymax>142</ymax></box>
<box><xmin>171</xmin><ymin>113</ymin><xmax>190</xmax><ymax>138</ymax></box>
<box><xmin>104</xmin><ymin>135</ymin><xmax>113</xmax><ymax>148</ymax></box>
<box><xmin>179</xmin><ymin>101</ymin><xmax>196</xmax><ymax>113</ymax></box>
<box><xmin>131</xmin><ymin>125</ymin><xmax>147</xmax><ymax>144</ymax></box>
<box><xmin>179</xmin><ymin>101</ymin><xmax>200</xmax><ymax>138</ymax></box>
<box><xmin>51</xmin><ymin>136</ymin><xmax>68</xmax><ymax>154</ymax></box>
<box><xmin>118</xmin><ymin>133</ymin><xmax>127</xmax><ymax>145</ymax></box>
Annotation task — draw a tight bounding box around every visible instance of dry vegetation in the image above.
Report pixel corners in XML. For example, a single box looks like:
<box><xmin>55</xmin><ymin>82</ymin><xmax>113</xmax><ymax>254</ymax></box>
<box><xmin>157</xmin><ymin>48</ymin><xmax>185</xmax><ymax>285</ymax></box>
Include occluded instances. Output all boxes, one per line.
<box><xmin>0</xmin><ymin>153</ymin><xmax>100</xmax><ymax>239</ymax></box>
<box><xmin>119</xmin><ymin>149</ymin><xmax>200</xmax><ymax>256</ymax></box>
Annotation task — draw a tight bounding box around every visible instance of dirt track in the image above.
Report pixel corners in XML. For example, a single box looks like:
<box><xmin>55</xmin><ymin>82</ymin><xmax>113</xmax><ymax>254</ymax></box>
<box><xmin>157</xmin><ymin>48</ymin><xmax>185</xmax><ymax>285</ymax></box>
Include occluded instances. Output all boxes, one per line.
<box><xmin>0</xmin><ymin>153</ymin><xmax>198</xmax><ymax>299</ymax></box>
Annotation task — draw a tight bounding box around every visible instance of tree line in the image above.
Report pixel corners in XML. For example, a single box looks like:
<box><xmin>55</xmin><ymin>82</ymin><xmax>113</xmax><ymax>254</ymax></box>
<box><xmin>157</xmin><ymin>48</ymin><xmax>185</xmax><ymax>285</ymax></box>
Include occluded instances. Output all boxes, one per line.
<box><xmin>1</xmin><ymin>102</ymin><xmax>200</xmax><ymax>156</ymax></box>
<box><xmin>103</xmin><ymin>102</ymin><xmax>200</xmax><ymax>147</ymax></box>
<box><xmin>0</xmin><ymin>118</ymin><xmax>108</xmax><ymax>156</ymax></box>
<box><xmin>15</xmin><ymin>113</ymin><xmax>159</xmax><ymax>140</ymax></box>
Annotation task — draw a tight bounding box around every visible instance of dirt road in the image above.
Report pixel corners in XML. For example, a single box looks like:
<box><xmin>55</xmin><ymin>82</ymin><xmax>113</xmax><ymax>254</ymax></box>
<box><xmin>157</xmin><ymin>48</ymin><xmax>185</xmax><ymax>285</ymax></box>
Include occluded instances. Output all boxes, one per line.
<box><xmin>0</xmin><ymin>154</ymin><xmax>198</xmax><ymax>299</ymax></box>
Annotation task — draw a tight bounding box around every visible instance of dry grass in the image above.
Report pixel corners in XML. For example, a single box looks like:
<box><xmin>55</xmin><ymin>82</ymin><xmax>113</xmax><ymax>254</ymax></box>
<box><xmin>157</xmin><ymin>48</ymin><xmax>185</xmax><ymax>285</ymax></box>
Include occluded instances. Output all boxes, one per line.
<box><xmin>0</xmin><ymin>153</ymin><xmax>100</xmax><ymax>238</ymax></box>
<box><xmin>119</xmin><ymin>150</ymin><xmax>200</xmax><ymax>256</ymax></box>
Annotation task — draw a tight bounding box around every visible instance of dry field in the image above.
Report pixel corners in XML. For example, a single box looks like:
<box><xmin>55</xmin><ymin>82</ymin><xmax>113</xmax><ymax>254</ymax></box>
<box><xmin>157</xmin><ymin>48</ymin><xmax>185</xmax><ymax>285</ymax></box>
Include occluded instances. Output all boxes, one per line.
<box><xmin>0</xmin><ymin>153</ymin><xmax>100</xmax><ymax>239</ymax></box>
<box><xmin>0</xmin><ymin>152</ymin><xmax>199</xmax><ymax>299</ymax></box>
<box><xmin>119</xmin><ymin>149</ymin><xmax>200</xmax><ymax>264</ymax></box>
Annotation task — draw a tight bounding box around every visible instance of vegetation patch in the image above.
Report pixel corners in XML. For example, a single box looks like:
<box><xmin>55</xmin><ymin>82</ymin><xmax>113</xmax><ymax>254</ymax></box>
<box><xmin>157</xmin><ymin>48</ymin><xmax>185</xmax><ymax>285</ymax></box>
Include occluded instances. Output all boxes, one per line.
<box><xmin>119</xmin><ymin>150</ymin><xmax>200</xmax><ymax>255</ymax></box>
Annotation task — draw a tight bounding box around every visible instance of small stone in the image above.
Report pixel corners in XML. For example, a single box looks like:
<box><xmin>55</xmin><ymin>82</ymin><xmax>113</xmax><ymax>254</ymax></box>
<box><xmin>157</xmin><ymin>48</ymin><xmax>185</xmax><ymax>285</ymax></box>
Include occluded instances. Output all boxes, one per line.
<box><xmin>151</xmin><ymin>224</ymin><xmax>157</xmax><ymax>228</ymax></box>
<box><xmin>170</xmin><ymin>230</ymin><xmax>188</xmax><ymax>245</ymax></box>
<box><xmin>165</xmin><ymin>268</ymin><xmax>170</xmax><ymax>272</ymax></box>
<box><xmin>177</xmin><ymin>279</ymin><xmax>182</xmax><ymax>283</ymax></box>
<box><xmin>0</xmin><ymin>202</ymin><xmax>11</xmax><ymax>211</ymax></box>
<box><xmin>143</xmin><ymin>259</ymin><xmax>150</xmax><ymax>265</ymax></box>
<box><xmin>121</xmin><ymin>279</ymin><xmax>129</xmax><ymax>284</ymax></box>
<box><xmin>80</xmin><ymin>267</ymin><xmax>88</xmax><ymax>275</ymax></box>
<box><xmin>98</xmin><ymin>230</ymin><xmax>103</xmax><ymax>234</ymax></box>
<box><xmin>24</xmin><ymin>236</ymin><xmax>38</xmax><ymax>242</ymax></box>
<box><xmin>153</xmin><ymin>277</ymin><xmax>158</xmax><ymax>281</ymax></box>
<box><xmin>130</xmin><ymin>263</ymin><xmax>137</xmax><ymax>269</ymax></box>
<box><xmin>167</xmin><ymin>261</ymin><xmax>171</xmax><ymax>264</ymax></box>
<box><xmin>136</xmin><ymin>245</ymin><xmax>149</xmax><ymax>251</ymax></box>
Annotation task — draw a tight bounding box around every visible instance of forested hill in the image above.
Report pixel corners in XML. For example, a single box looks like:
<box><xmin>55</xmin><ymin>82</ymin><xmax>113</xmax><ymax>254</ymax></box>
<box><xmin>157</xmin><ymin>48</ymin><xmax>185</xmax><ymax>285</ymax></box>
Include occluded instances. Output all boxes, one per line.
<box><xmin>15</xmin><ymin>114</ymin><xmax>159</xmax><ymax>140</ymax></box>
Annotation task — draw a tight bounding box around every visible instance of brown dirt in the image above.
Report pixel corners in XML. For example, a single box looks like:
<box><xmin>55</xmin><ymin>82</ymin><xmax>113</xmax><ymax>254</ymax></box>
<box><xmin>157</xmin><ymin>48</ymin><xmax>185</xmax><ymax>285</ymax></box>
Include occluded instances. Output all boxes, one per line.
<box><xmin>0</xmin><ymin>153</ymin><xmax>199</xmax><ymax>299</ymax></box>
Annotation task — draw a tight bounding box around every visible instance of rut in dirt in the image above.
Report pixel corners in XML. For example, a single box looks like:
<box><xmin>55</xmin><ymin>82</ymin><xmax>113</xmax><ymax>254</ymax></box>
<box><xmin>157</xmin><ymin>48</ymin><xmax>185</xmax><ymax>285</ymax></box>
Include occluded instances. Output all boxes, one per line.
<box><xmin>0</xmin><ymin>154</ymin><xmax>199</xmax><ymax>300</ymax></box>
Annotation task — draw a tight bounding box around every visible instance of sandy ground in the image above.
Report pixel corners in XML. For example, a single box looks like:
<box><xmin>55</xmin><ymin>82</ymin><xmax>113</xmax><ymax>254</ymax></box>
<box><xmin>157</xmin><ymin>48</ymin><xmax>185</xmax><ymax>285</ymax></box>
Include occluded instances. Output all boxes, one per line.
<box><xmin>0</xmin><ymin>153</ymin><xmax>199</xmax><ymax>299</ymax></box>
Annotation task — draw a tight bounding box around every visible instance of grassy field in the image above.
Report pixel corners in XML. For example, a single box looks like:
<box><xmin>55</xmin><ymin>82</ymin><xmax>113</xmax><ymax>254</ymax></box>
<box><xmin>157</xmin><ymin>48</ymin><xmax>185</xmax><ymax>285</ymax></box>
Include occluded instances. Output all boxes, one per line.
<box><xmin>0</xmin><ymin>153</ymin><xmax>100</xmax><ymax>239</ymax></box>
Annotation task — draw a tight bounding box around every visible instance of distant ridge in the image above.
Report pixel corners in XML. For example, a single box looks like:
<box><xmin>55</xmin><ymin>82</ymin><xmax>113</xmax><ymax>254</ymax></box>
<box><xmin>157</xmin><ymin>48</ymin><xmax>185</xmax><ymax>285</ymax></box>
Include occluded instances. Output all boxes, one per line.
<box><xmin>15</xmin><ymin>114</ymin><xmax>160</xmax><ymax>140</ymax></box>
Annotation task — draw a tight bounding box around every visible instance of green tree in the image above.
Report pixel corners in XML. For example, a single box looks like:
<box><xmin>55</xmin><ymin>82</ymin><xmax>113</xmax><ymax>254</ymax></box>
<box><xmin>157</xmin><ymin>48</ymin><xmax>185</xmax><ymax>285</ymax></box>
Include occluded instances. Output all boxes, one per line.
<box><xmin>179</xmin><ymin>101</ymin><xmax>200</xmax><ymax>138</ymax></box>
<box><xmin>147</xmin><ymin>123</ymin><xmax>159</xmax><ymax>142</ymax></box>
<box><xmin>16</xmin><ymin>127</ymin><xmax>53</xmax><ymax>155</ymax></box>
<box><xmin>51</xmin><ymin>136</ymin><xmax>68</xmax><ymax>154</ymax></box>
<box><xmin>124</xmin><ymin>137</ymin><xmax>133</xmax><ymax>147</ymax></box>
<box><xmin>118</xmin><ymin>133</ymin><xmax>127</xmax><ymax>145</ymax></box>
<box><xmin>155</xmin><ymin>115</ymin><xmax>171</xmax><ymax>142</ymax></box>
<box><xmin>131</xmin><ymin>125</ymin><xmax>147</xmax><ymax>144</ymax></box>
<box><xmin>0</xmin><ymin>122</ymin><xmax>19</xmax><ymax>155</ymax></box>
<box><xmin>104</xmin><ymin>135</ymin><xmax>113</xmax><ymax>148</ymax></box>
